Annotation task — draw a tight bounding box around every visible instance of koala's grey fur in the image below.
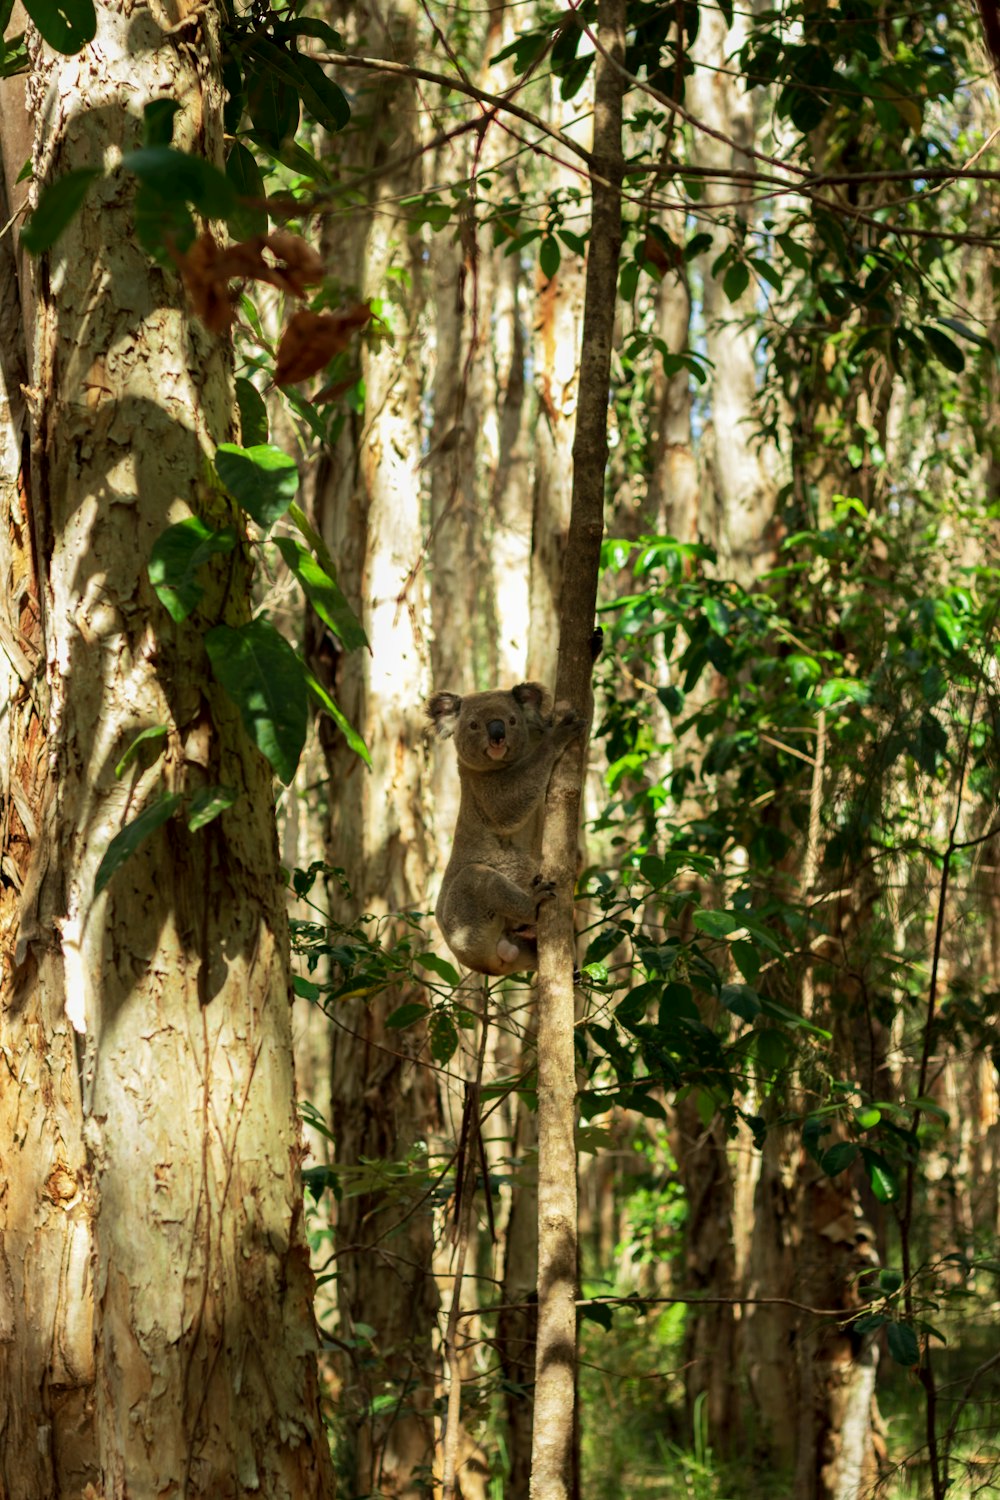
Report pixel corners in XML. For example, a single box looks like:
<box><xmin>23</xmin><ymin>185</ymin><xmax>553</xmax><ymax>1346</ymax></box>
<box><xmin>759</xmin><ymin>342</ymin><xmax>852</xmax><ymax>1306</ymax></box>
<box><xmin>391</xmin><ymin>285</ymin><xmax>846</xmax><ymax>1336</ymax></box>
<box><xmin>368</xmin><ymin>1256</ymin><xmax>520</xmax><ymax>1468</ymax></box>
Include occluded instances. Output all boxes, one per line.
<box><xmin>427</xmin><ymin>681</ymin><xmax>585</xmax><ymax>976</ymax></box>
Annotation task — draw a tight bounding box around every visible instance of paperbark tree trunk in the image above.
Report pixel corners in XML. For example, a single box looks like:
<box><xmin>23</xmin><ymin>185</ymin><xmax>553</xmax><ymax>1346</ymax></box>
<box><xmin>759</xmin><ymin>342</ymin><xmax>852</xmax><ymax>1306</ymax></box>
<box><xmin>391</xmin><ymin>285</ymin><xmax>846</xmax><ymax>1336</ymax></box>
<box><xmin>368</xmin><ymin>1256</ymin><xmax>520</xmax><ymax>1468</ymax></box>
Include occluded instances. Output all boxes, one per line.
<box><xmin>0</xmin><ymin>6</ymin><xmax>334</xmax><ymax>1497</ymax></box>
<box><xmin>687</xmin><ymin>3</ymin><xmax>775</xmax><ymax>580</ymax></box>
<box><xmin>317</xmin><ymin>7</ymin><xmax>442</xmax><ymax>1494</ymax></box>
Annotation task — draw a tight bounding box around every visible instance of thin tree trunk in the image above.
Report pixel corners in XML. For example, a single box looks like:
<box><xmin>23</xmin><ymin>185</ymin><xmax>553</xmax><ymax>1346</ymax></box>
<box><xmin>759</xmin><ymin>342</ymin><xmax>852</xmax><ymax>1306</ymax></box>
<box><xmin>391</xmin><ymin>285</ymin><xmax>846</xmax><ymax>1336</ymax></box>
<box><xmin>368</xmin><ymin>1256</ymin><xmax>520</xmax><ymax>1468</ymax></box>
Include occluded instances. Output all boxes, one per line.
<box><xmin>531</xmin><ymin>2</ymin><xmax>625</xmax><ymax>1494</ymax></box>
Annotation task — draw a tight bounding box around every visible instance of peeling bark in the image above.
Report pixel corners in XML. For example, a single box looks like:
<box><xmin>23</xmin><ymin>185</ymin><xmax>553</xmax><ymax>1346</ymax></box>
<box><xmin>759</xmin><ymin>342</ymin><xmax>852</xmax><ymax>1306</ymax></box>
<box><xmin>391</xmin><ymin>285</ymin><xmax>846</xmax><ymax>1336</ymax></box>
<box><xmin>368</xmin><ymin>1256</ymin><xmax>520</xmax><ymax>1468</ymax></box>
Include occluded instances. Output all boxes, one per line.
<box><xmin>1</xmin><ymin>7</ymin><xmax>333</xmax><ymax>1495</ymax></box>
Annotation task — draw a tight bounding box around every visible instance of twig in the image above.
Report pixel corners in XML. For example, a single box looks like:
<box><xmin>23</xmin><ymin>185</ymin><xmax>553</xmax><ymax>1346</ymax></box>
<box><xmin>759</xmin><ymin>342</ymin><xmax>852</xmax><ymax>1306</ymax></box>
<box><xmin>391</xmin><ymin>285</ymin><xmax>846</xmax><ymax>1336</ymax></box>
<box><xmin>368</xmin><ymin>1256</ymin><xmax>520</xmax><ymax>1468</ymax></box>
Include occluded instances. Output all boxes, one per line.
<box><xmin>440</xmin><ymin>981</ymin><xmax>491</xmax><ymax>1499</ymax></box>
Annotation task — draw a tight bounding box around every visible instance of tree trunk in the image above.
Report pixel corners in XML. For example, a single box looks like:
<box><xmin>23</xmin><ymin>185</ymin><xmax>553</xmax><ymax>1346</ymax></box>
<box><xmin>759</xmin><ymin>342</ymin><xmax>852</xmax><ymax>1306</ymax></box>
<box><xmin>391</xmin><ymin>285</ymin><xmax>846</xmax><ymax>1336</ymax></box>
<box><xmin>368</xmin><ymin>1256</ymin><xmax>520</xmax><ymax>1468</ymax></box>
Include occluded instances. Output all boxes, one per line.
<box><xmin>687</xmin><ymin>4</ymin><xmax>774</xmax><ymax>579</ymax></box>
<box><xmin>0</xmin><ymin>74</ymin><xmax>95</xmax><ymax>1490</ymax></box>
<box><xmin>1</xmin><ymin>7</ymin><xmax>333</xmax><ymax>1496</ymax></box>
<box><xmin>318</xmin><ymin>8</ymin><xmax>442</xmax><ymax>1494</ymax></box>
<box><xmin>531</xmin><ymin>1</ymin><xmax>625</xmax><ymax>1493</ymax></box>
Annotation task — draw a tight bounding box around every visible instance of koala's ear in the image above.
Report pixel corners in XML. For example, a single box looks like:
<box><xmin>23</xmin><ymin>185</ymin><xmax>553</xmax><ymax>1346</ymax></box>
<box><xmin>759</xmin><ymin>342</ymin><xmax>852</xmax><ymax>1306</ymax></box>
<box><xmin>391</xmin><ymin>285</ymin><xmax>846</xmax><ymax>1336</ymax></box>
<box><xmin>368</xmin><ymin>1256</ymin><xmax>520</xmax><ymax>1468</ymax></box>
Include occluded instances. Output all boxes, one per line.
<box><xmin>512</xmin><ymin>681</ymin><xmax>548</xmax><ymax>712</ymax></box>
<box><xmin>427</xmin><ymin>691</ymin><xmax>462</xmax><ymax>738</ymax></box>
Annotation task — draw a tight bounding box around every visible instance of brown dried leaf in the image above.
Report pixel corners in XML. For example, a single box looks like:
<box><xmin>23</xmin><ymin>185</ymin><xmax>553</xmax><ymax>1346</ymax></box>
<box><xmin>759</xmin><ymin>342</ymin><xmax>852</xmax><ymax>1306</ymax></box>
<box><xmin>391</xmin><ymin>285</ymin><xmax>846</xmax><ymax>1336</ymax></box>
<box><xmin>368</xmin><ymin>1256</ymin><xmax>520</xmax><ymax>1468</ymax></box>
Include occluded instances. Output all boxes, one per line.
<box><xmin>263</xmin><ymin>231</ymin><xmax>325</xmax><ymax>298</ymax></box>
<box><xmin>275</xmin><ymin>304</ymin><xmax>373</xmax><ymax>386</ymax></box>
<box><xmin>641</xmin><ymin>232</ymin><xmax>680</xmax><ymax>277</ymax></box>
<box><xmin>175</xmin><ymin>230</ymin><xmax>240</xmax><ymax>334</ymax></box>
<box><xmin>176</xmin><ymin>231</ymin><xmax>329</xmax><ymax>332</ymax></box>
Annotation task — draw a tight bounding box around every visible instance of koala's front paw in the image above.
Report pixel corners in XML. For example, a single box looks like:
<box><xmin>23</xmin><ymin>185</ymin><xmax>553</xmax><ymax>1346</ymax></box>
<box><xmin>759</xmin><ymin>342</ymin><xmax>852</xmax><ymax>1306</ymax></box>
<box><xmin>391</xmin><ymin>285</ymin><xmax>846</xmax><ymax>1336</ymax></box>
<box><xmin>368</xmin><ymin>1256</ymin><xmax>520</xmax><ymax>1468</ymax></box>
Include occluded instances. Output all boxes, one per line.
<box><xmin>531</xmin><ymin>873</ymin><xmax>557</xmax><ymax>906</ymax></box>
<box><xmin>552</xmin><ymin>705</ymin><xmax>585</xmax><ymax>742</ymax></box>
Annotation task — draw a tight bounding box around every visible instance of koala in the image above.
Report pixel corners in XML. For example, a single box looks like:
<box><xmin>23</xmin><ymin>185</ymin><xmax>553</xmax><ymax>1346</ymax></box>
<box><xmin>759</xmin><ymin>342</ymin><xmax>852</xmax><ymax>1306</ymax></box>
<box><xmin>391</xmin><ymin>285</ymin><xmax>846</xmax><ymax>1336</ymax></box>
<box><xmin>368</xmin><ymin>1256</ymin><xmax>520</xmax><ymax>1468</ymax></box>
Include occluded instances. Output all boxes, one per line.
<box><xmin>427</xmin><ymin>681</ymin><xmax>585</xmax><ymax>977</ymax></box>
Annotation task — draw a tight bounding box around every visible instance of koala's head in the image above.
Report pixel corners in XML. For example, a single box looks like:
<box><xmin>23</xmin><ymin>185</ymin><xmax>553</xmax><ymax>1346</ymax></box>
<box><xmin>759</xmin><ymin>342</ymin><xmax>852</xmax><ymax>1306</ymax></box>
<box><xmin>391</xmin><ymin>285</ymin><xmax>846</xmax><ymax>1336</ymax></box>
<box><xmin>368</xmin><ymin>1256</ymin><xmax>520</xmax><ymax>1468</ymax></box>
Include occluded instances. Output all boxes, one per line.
<box><xmin>427</xmin><ymin>682</ymin><xmax>550</xmax><ymax>770</ymax></box>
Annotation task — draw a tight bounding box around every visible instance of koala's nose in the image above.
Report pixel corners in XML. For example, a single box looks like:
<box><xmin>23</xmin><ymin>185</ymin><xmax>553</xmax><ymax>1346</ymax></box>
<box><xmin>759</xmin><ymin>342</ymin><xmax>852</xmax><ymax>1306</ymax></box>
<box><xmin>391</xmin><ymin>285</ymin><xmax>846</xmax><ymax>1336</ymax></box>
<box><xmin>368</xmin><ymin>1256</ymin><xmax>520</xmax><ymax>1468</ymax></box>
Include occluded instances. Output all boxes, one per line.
<box><xmin>487</xmin><ymin>718</ymin><xmax>506</xmax><ymax>744</ymax></box>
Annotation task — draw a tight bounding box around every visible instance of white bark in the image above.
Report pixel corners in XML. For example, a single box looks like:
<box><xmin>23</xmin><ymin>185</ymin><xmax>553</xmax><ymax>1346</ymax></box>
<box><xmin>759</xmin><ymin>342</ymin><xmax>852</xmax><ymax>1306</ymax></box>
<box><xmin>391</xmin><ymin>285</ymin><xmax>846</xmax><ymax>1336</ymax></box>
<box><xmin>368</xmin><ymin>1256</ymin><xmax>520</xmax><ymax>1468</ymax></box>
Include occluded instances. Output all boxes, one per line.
<box><xmin>0</xmin><ymin>7</ymin><xmax>333</xmax><ymax>1494</ymax></box>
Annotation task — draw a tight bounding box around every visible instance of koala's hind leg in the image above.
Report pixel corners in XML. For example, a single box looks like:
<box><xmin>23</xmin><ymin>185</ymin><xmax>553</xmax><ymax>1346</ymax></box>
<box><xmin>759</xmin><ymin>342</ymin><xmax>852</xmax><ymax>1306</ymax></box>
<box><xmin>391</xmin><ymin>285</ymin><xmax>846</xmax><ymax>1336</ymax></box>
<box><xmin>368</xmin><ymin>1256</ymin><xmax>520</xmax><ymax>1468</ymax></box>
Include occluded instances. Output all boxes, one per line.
<box><xmin>496</xmin><ymin>931</ymin><xmax>539</xmax><ymax>973</ymax></box>
<box><xmin>437</xmin><ymin>865</ymin><xmax>549</xmax><ymax>975</ymax></box>
<box><xmin>451</xmin><ymin>865</ymin><xmax>542</xmax><ymax>927</ymax></box>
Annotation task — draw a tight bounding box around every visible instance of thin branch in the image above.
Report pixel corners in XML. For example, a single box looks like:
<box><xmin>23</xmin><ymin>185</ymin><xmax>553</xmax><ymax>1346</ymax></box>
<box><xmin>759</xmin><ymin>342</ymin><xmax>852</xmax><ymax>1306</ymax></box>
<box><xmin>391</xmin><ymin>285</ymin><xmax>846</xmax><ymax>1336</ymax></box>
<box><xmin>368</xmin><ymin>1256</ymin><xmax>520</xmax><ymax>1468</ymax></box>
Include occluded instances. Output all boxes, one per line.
<box><xmin>440</xmin><ymin>984</ymin><xmax>492</xmax><ymax>1499</ymax></box>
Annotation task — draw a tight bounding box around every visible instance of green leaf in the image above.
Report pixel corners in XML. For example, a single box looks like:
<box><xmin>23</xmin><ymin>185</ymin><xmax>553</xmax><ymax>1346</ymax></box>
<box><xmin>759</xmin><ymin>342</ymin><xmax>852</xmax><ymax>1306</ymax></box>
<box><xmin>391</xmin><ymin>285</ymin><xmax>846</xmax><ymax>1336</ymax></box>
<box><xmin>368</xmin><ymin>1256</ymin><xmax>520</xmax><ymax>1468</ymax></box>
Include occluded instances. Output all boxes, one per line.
<box><xmin>579</xmin><ymin>1300</ymin><xmax>613</xmax><ymax>1330</ymax></box>
<box><xmin>274</xmin><ymin>18</ymin><xmax>344</xmax><ymax>49</ymax></box>
<box><xmin>122</xmin><ymin>146</ymin><xmax>235</xmax><ymax>218</ymax></box>
<box><xmin>293</xmin><ymin>974</ymin><xmax>321</xmax><ymax>1001</ymax></box>
<box><xmin>23</xmin><ymin>0</ymin><xmax>95</xmax><ymax>53</ymax></box>
<box><xmin>235</xmin><ymin>377</ymin><xmax>268</xmax><ymax>447</ymax></box>
<box><xmin>148</xmin><ymin>517</ymin><xmax>237</xmax><ymax>622</ymax></box>
<box><xmin>776</xmin><ymin>232</ymin><xmax>810</xmax><ymax>271</ymax></box>
<box><xmin>912</xmin><ymin>1095</ymin><xmax>950</xmax><ymax>1122</ymax></box>
<box><xmin>722</xmin><ymin>262</ymin><xmax>750</xmax><ymax>302</ymax></box>
<box><xmin>539</xmin><ymin>235</ymin><xmax>561</xmax><ymax>280</ymax></box>
<box><xmin>273</xmin><ymin>536</ymin><xmax>367</xmax><ymax>650</ymax></box>
<box><xmin>754</xmin><ymin>1029</ymin><xmax>787</xmax><ymax>1075</ymax></box>
<box><xmin>186</xmin><ymin>785</ymin><xmax>237</xmax><ymax>831</ymax></box>
<box><xmin>21</xmin><ymin>167</ymin><xmax>102</xmax><ymax>253</ymax></box>
<box><xmin>886</xmin><ymin>1322</ymin><xmax>920</xmax><ymax>1367</ymax></box>
<box><xmin>692</xmin><ymin>909</ymin><xmax>739</xmax><ymax>938</ymax></box>
<box><xmin>862</xmin><ymin>1148</ymin><xmax>899</xmax><ymax>1203</ymax></box>
<box><xmin>749</xmin><ymin>256</ymin><xmax>783</xmax><ymax>293</ymax></box>
<box><xmin>215</xmin><ymin>443</ymin><xmax>298</xmax><ymax>530</ymax></box>
<box><xmin>879</xmin><ymin>1269</ymin><xmax>903</xmax><ymax>1294</ymax></box>
<box><xmin>937</xmin><ymin>315</ymin><xmax>991</xmax><ymax>350</ymax></box>
<box><xmin>731</xmin><ymin>940</ymin><xmax>760</xmax><ymax>983</ymax></box>
<box><xmin>855</xmin><ymin>1105</ymin><xmax>882</xmax><ymax>1130</ymax></box>
<box><xmin>817</xmin><ymin>677</ymin><xmax>869</xmax><ymax>709</ymax></box>
<box><xmin>304</xmin><ymin>669</ymin><xmax>371</xmax><ymax>767</ymax></box>
<box><xmin>820</xmin><ymin>1142</ymin><xmax>858</xmax><ymax>1177</ymax></box>
<box><xmin>416</xmin><ymin>952</ymin><xmax>461</xmax><ymax>985</ymax></box>
<box><xmin>289</xmin><ymin>50</ymin><xmax>351</xmax><ymax>133</ymax></box>
<box><xmin>628</xmin><ymin>1090</ymin><xmax>667</xmax><ymax>1121</ymax></box>
<box><xmin>758</xmin><ymin>995</ymin><xmax>830</xmax><ymax>1037</ymax></box>
<box><xmin>720</xmin><ymin>982</ymin><xmax>761</xmax><ymax>1020</ymax></box>
<box><xmin>115</xmin><ymin>724</ymin><xmax>168</xmax><ymax>779</ymax></box>
<box><xmin>704</xmin><ymin>596</ymin><xmax>729</xmax><ymax>635</ymax></box>
<box><xmin>619</xmin><ymin>262</ymin><xmax>639</xmax><ymax>301</ymax></box>
<box><xmin>685</xmin><ymin>231</ymin><xmax>714</xmax><ymax>260</ymax></box>
<box><xmin>245</xmin><ymin>59</ymin><xmax>300</xmax><ymax>147</ymax></box>
<box><xmin>920</xmin><ymin>324</ymin><xmax>964</xmax><ymax>373</ymax></box>
<box><xmin>288</xmin><ymin>502</ymin><xmax>368</xmax><ymax>650</ymax></box>
<box><xmin>225</xmin><ymin>142</ymin><xmax>267</xmax><ymax>239</ymax></box>
<box><xmin>386</xmin><ymin>1001</ymin><xmax>430</xmax><ymax>1029</ymax></box>
<box><xmin>0</xmin><ymin>32</ymin><xmax>28</xmax><ymax>80</ymax></box>
<box><xmin>853</xmin><ymin>1314</ymin><xmax>887</xmax><ymax>1335</ymax></box>
<box><xmin>143</xmin><ymin>99</ymin><xmax>180</xmax><ymax>148</ymax></box>
<box><xmin>584</xmin><ymin>927</ymin><xmax>623</xmax><ymax>966</ymax></box>
<box><xmin>94</xmin><ymin>792</ymin><xmax>182</xmax><ymax>896</ymax></box>
<box><xmin>205</xmin><ymin>618</ymin><xmax>308</xmax><ymax>784</ymax></box>
<box><xmin>247</xmin><ymin>39</ymin><xmax>349</xmax><ymax>135</ymax></box>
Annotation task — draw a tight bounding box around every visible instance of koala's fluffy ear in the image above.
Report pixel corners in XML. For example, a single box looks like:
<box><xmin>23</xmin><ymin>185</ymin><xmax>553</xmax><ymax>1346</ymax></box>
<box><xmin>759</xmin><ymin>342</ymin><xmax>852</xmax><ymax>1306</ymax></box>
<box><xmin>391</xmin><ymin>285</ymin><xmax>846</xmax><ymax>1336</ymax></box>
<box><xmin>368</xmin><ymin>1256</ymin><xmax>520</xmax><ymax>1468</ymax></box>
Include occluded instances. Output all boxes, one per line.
<box><xmin>512</xmin><ymin>681</ymin><xmax>548</xmax><ymax>713</ymax></box>
<box><xmin>427</xmin><ymin>691</ymin><xmax>462</xmax><ymax>738</ymax></box>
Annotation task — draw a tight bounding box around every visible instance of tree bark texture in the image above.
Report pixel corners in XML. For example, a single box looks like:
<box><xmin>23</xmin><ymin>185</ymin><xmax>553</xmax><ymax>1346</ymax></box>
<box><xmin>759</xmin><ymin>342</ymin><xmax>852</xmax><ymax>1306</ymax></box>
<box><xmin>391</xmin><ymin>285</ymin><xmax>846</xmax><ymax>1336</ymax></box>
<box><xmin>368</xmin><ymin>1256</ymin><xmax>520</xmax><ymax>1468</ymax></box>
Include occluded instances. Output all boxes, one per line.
<box><xmin>1</xmin><ymin>7</ymin><xmax>333</xmax><ymax>1496</ymax></box>
<box><xmin>687</xmin><ymin>3</ymin><xmax>774</xmax><ymax>580</ymax></box>
<box><xmin>0</xmin><ymin>65</ymin><xmax>96</xmax><ymax>1493</ymax></box>
<box><xmin>531</xmin><ymin>1</ymin><xmax>625</xmax><ymax>1495</ymax></box>
<box><xmin>526</xmin><ymin>78</ymin><xmax>592</xmax><ymax>689</ymax></box>
<box><xmin>319</xmin><ymin>6</ymin><xmax>442</xmax><ymax>1493</ymax></box>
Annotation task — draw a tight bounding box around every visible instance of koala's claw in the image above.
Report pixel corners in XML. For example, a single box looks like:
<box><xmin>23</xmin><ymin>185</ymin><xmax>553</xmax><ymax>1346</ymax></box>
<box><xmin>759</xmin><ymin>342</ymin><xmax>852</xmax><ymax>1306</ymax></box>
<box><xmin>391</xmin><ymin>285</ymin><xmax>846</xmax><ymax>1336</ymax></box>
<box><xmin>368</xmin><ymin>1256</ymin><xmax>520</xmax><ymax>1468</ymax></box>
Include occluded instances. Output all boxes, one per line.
<box><xmin>553</xmin><ymin>705</ymin><xmax>585</xmax><ymax>738</ymax></box>
<box><xmin>531</xmin><ymin>874</ymin><xmax>557</xmax><ymax>903</ymax></box>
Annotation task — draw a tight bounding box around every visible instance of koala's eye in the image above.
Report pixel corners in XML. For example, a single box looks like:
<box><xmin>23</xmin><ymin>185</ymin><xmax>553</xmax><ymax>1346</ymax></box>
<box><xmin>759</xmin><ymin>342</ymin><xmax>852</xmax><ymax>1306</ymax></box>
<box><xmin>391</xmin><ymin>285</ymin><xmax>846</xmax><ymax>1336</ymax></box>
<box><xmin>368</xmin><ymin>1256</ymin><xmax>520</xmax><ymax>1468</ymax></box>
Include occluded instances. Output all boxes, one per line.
<box><xmin>509</xmin><ymin>716</ymin><xmax>516</xmax><ymax>725</ymax></box>
<box><xmin>469</xmin><ymin>719</ymin><xmax>478</xmax><ymax>729</ymax></box>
